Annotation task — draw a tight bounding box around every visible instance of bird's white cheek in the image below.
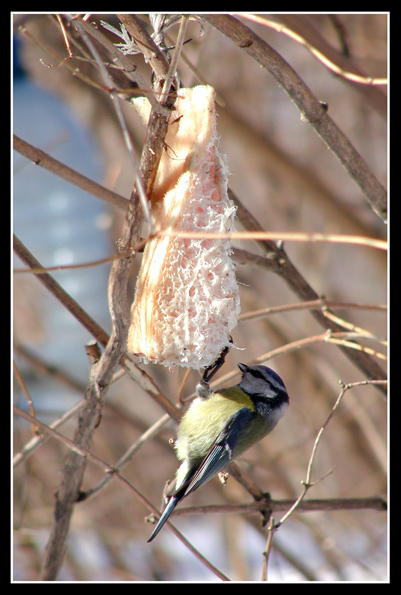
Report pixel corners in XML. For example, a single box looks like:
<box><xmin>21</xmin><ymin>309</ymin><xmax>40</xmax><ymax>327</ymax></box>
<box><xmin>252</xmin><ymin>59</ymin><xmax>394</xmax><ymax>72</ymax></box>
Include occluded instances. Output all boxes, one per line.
<box><xmin>272</xmin><ymin>401</ymin><xmax>289</xmax><ymax>426</ymax></box>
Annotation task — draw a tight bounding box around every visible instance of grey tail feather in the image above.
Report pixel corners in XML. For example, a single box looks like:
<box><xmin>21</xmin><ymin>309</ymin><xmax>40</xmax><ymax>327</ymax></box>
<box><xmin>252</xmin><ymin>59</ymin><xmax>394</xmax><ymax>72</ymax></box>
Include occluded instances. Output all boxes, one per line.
<box><xmin>147</xmin><ymin>496</ymin><xmax>180</xmax><ymax>543</ymax></box>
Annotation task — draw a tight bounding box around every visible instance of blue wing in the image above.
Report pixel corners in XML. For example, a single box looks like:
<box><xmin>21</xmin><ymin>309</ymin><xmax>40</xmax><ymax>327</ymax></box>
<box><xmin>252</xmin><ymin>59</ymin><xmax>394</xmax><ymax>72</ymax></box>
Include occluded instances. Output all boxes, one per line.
<box><xmin>183</xmin><ymin>407</ymin><xmax>254</xmax><ymax>497</ymax></box>
<box><xmin>148</xmin><ymin>407</ymin><xmax>254</xmax><ymax>542</ymax></box>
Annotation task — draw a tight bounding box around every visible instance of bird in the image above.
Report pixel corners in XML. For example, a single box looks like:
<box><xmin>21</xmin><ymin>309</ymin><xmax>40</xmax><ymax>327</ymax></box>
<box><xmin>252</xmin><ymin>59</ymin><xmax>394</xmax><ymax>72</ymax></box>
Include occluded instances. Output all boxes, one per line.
<box><xmin>147</xmin><ymin>362</ymin><xmax>289</xmax><ymax>542</ymax></box>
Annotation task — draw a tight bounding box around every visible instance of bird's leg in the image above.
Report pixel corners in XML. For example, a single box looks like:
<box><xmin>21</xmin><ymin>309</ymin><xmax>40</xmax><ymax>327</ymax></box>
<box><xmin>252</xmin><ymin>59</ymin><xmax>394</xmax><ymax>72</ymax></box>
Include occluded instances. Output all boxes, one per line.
<box><xmin>196</xmin><ymin>338</ymin><xmax>233</xmax><ymax>398</ymax></box>
<box><xmin>203</xmin><ymin>337</ymin><xmax>233</xmax><ymax>383</ymax></box>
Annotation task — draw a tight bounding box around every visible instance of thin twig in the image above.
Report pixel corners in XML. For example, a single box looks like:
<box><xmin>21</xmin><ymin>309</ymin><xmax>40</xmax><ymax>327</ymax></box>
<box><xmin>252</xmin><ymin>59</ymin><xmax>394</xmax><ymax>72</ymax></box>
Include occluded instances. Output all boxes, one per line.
<box><xmin>261</xmin><ymin>522</ymin><xmax>274</xmax><ymax>581</ymax></box>
<box><xmin>238</xmin><ymin>14</ymin><xmax>387</xmax><ymax>86</ymax></box>
<box><xmin>158</xmin><ymin>15</ymin><xmax>188</xmax><ymax>103</ymax></box>
<box><xmin>261</xmin><ymin>378</ymin><xmax>386</xmax><ymax>571</ymax></box>
<box><xmin>273</xmin><ymin>382</ymin><xmax>347</xmax><ymax>529</ymax></box>
<box><xmin>158</xmin><ymin>228</ymin><xmax>387</xmax><ymax>251</ymax></box>
<box><xmin>267</xmin><ymin>13</ymin><xmax>387</xmax><ymax>118</ymax></box>
<box><xmin>13</xmin><ymin>361</ymin><xmax>40</xmax><ymax>436</ymax></box>
<box><xmin>208</xmin><ymin>334</ymin><xmax>387</xmax><ymax>391</ymax></box>
<box><xmin>19</xmin><ymin>24</ymin><xmax>114</xmax><ymax>93</ymax></box>
<box><xmin>239</xmin><ymin>298</ymin><xmax>387</xmax><ymax>322</ymax></box>
<box><xmin>77</xmin><ymin>414</ymin><xmax>171</xmax><ymax>502</ymax></box>
<box><xmin>13</xmin><ymin>400</ymin><xmax>85</xmax><ymax>467</ymax></box>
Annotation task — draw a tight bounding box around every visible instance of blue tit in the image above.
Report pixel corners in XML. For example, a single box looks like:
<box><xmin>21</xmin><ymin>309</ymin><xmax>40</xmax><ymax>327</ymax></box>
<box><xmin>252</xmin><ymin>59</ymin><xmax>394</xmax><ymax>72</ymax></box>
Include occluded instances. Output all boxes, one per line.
<box><xmin>147</xmin><ymin>363</ymin><xmax>289</xmax><ymax>542</ymax></box>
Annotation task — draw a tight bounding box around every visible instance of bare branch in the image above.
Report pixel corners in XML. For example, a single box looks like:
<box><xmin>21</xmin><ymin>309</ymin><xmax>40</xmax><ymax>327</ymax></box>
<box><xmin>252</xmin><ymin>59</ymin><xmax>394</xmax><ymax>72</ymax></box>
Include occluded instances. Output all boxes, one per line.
<box><xmin>172</xmin><ymin>495</ymin><xmax>387</xmax><ymax>517</ymax></box>
<box><xmin>203</xmin><ymin>14</ymin><xmax>387</xmax><ymax>222</ymax></box>
<box><xmin>13</xmin><ymin>134</ymin><xmax>129</xmax><ymax>211</ymax></box>
<box><xmin>14</xmin><ymin>406</ymin><xmax>231</xmax><ymax>582</ymax></box>
<box><xmin>36</xmin><ymin>13</ymin><xmax>178</xmax><ymax>579</ymax></box>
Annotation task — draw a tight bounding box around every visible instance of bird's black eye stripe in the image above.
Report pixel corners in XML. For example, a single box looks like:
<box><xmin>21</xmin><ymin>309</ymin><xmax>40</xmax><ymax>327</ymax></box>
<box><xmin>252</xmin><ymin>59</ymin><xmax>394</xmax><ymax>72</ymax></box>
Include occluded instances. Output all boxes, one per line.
<box><xmin>249</xmin><ymin>367</ymin><xmax>285</xmax><ymax>388</ymax></box>
<box><xmin>246</xmin><ymin>367</ymin><xmax>288</xmax><ymax>399</ymax></box>
<box><xmin>249</xmin><ymin>369</ymin><xmax>268</xmax><ymax>381</ymax></box>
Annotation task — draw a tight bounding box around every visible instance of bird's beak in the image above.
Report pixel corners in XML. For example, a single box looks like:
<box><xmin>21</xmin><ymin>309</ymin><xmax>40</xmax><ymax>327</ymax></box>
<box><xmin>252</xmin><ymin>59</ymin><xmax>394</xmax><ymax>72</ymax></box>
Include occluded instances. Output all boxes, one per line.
<box><xmin>238</xmin><ymin>363</ymin><xmax>248</xmax><ymax>374</ymax></box>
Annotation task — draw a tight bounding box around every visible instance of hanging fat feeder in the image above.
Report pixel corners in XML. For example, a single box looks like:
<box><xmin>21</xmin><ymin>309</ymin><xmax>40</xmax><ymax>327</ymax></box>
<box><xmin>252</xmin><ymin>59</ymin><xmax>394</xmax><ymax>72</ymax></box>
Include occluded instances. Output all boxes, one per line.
<box><xmin>127</xmin><ymin>85</ymin><xmax>240</xmax><ymax>370</ymax></box>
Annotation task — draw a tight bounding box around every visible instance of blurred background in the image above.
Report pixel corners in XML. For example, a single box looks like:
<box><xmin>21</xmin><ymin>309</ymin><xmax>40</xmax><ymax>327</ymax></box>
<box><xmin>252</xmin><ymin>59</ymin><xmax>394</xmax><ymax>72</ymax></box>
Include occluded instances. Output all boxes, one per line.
<box><xmin>13</xmin><ymin>13</ymin><xmax>387</xmax><ymax>582</ymax></box>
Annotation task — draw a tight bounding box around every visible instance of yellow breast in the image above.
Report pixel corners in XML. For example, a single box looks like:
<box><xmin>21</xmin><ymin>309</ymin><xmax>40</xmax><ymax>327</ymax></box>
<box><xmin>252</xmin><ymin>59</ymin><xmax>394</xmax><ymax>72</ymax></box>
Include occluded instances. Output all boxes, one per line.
<box><xmin>175</xmin><ymin>388</ymin><xmax>255</xmax><ymax>462</ymax></box>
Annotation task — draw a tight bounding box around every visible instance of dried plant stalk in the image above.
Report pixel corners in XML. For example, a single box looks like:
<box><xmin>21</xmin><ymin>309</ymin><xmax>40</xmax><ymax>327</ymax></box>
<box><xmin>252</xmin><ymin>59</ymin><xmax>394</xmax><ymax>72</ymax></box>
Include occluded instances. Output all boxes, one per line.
<box><xmin>128</xmin><ymin>85</ymin><xmax>240</xmax><ymax>369</ymax></box>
